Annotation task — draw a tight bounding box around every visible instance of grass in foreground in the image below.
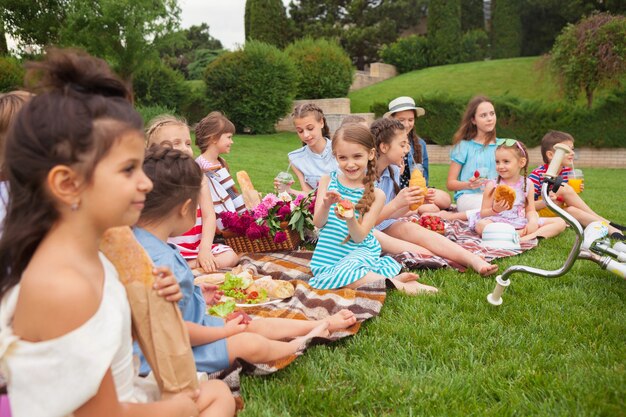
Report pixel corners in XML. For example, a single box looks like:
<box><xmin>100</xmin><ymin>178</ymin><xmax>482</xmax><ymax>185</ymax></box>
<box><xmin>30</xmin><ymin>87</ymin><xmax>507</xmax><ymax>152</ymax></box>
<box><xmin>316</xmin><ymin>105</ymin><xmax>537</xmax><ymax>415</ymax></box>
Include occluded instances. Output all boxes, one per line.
<box><xmin>224</xmin><ymin>134</ymin><xmax>625</xmax><ymax>417</ymax></box>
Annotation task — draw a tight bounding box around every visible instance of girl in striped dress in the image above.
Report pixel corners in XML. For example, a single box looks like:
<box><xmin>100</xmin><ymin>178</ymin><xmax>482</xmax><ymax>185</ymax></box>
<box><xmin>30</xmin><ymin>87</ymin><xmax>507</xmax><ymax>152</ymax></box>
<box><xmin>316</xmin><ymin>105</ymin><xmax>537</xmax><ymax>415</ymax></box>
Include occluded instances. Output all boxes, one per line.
<box><xmin>310</xmin><ymin>124</ymin><xmax>437</xmax><ymax>294</ymax></box>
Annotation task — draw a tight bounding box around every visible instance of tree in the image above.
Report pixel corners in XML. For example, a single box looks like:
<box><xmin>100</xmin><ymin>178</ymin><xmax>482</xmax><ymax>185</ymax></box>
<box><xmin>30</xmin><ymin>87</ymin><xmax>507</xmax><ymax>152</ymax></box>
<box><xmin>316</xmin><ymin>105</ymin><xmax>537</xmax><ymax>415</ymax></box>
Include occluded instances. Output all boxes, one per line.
<box><xmin>245</xmin><ymin>0</ymin><xmax>292</xmax><ymax>48</ymax></box>
<box><xmin>0</xmin><ymin>0</ymin><xmax>67</xmax><ymax>49</ymax></box>
<box><xmin>550</xmin><ymin>12</ymin><xmax>626</xmax><ymax>108</ymax></box>
<box><xmin>0</xmin><ymin>18</ymin><xmax>8</xmax><ymax>55</ymax></box>
<box><xmin>491</xmin><ymin>0</ymin><xmax>522</xmax><ymax>58</ymax></box>
<box><xmin>428</xmin><ymin>0</ymin><xmax>462</xmax><ymax>66</ymax></box>
<box><xmin>461</xmin><ymin>0</ymin><xmax>485</xmax><ymax>32</ymax></box>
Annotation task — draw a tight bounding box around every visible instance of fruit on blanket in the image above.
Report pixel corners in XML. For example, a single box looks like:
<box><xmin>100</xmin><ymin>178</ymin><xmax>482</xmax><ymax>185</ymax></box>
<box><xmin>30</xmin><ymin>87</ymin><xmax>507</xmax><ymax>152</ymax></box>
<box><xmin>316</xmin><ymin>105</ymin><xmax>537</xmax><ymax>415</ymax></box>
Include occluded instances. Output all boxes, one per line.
<box><xmin>416</xmin><ymin>215</ymin><xmax>446</xmax><ymax>234</ymax></box>
<box><xmin>225</xmin><ymin>310</ymin><xmax>252</xmax><ymax>325</ymax></box>
<box><xmin>408</xmin><ymin>169</ymin><xmax>427</xmax><ymax>211</ymax></box>
<box><xmin>337</xmin><ymin>199</ymin><xmax>354</xmax><ymax>219</ymax></box>
<box><xmin>474</xmin><ymin>170</ymin><xmax>480</xmax><ymax>178</ymax></box>
<box><xmin>494</xmin><ymin>184</ymin><xmax>516</xmax><ymax>211</ymax></box>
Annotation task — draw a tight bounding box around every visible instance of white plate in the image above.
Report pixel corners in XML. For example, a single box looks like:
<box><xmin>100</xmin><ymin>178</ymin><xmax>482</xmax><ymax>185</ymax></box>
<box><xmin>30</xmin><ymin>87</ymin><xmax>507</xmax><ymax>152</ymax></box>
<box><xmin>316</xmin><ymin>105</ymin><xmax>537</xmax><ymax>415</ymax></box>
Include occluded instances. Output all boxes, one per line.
<box><xmin>235</xmin><ymin>298</ymin><xmax>285</xmax><ymax>308</ymax></box>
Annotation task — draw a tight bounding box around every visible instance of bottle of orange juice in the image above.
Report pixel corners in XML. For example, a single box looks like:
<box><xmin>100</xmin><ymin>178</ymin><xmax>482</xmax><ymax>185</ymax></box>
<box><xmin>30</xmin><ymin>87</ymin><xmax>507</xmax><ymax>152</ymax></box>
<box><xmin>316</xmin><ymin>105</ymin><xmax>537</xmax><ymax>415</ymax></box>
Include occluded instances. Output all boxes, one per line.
<box><xmin>409</xmin><ymin>169</ymin><xmax>427</xmax><ymax>211</ymax></box>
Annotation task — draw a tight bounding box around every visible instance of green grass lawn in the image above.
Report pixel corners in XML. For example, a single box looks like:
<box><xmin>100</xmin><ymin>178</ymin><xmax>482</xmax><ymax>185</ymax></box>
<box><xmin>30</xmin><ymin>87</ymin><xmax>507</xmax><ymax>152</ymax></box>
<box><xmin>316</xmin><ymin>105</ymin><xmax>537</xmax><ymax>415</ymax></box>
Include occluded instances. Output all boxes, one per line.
<box><xmin>224</xmin><ymin>133</ymin><xmax>626</xmax><ymax>417</ymax></box>
<box><xmin>348</xmin><ymin>57</ymin><xmax>623</xmax><ymax>113</ymax></box>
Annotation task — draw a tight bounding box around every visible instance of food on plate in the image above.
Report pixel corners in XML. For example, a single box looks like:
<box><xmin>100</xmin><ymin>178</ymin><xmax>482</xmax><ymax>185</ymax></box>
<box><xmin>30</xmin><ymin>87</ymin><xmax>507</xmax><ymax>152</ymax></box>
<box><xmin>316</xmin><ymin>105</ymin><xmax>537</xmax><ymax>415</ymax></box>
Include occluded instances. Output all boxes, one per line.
<box><xmin>494</xmin><ymin>184</ymin><xmax>516</xmax><ymax>211</ymax></box>
<box><xmin>225</xmin><ymin>310</ymin><xmax>252</xmax><ymax>325</ymax></box>
<box><xmin>194</xmin><ymin>273</ymin><xmax>226</xmax><ymax>286</ymax></box>
<box><xmin>208</xmin><ymin>300</ymin><xmax>236</xmax><ymax>318</ymax></box>
<box><xmin>414</xmin><ymin>215</ymin><xmax>445</xmax><ymax>234</ymax></box>
<box><xmin>336</xmin><ymin>199</ymin><xmax>354</xmax><ymax>219</ymax></box>
<box><xmin>408</xmin><ymin>169</ymin><xmax>427</xmax><ymax>211</ymax></box>
<box><xmin>247</xmin><ymin>276</ymin><xmax>295</xmax><ymax>299</ymax></box>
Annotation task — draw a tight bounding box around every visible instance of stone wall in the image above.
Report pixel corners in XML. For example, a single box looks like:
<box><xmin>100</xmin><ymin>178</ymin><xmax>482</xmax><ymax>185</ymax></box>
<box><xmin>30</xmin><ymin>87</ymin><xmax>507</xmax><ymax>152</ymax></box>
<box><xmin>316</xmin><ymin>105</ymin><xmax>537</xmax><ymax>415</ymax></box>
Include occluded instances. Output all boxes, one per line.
<box><xmin>426</xmin><ymin>144</ymin><xmax>626</xmax><ymax>169</ymax></box>
<box><xmin>349</xmin><ymin>63</ymin><xmax>397</xmax><ymax>92</ymax></box>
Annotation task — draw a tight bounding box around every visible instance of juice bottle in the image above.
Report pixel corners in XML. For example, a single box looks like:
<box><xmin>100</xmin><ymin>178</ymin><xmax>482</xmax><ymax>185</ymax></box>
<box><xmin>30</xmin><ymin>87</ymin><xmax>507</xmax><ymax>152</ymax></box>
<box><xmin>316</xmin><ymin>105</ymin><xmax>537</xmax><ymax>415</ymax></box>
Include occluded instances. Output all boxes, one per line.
<box><xmin>408</xmin><ymin>169</ymin><xmax>426</xmax><ymax>211</ymax></box>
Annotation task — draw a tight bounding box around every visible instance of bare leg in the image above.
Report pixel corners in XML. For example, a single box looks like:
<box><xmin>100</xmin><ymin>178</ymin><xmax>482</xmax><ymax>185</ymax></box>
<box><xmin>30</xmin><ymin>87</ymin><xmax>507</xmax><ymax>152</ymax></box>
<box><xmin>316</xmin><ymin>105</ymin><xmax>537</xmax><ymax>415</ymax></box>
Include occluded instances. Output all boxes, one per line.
<box><xmin>475</xmin><ymin>219</ymin><xmax>494</xmax><ymax>236</ymax></box>
<box><xmin>559</xmin><ymin>185</ymin><xmax>597</xmax><ymax>216</ymax></box>
<box><xmin>435</xmin><ymin>210</ymin><xmax>468</xmax><ymax>221</ymax></box>
<box><xmin>385</xmin><ymin>222</ymin><xmax>498</xmax><ymax>276</ymax></box>
<box><xmin>345</xmin><ymin>271</ymin><xmax>437</xmax><ymax>294</ymax></box>
<box><xmin>374</xmin><ymin>229</ymin><xmax>433</xmax><ymax>255</ymax></box>
<box><xmin>246</xmin><ymin>310</ymin><xmax>357</xmax><ymax>339</ymax></box>
<box><xmin>432</xmin><ymin>188</ymin><xmax>452</xmax><ymax>210</ymax></box>
<box><xmin>418</xmin><ymin>203</ymin><xmax>441</xmax><ymax>214</ymax></box>
<box><xmin>521</xmin><ymin>218</ymin><xmax>567</xmax><ymax>241</ymax></box>
<box><xmin>226</xmin><ymin>324</ymin><xmax>329</xmax><ymax>364</ymax></box>
<box><xmin>215</xmin><ymin>251</ymin><xmax>240</xmax><ymax>270</ymax></box>
<box><xmin>197</xmin><ymin>380</ymin><xmax>236</xmax><ymax>417</ymax></box>
<box><xmin>565</xmin><ymin>206</ymin><xmax>622</xmax><ymax>235</ymax></box>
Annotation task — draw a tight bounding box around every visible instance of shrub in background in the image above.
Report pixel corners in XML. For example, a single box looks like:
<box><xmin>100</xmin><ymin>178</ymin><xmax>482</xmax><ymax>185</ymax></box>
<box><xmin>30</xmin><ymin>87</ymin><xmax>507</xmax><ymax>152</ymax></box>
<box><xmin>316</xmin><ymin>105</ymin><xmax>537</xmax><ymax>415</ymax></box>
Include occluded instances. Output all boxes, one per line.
<box><xmin>0</xmin><ymin>57</ymin><xmax>24</xmax><ymax>92</ymax></box>
<box><xmin>380</xmin><ymin>35</ymin><xmax>429</xmax><ymax>74</ymax></box>
<box><xmin>204</xmin><ymin>41</ymin><xmax>297</xmax><ymax>134</ymax></box>
<box><xmin>491</xmin><ymin>0</ymin><xmax>522</xmax><ymax>58</ymax></box>
<box><xmin>187</xmin><ymin>49</ymin><xmax>226</xmax><ymax>80</ymax></box>
<box><xmin>133</xmin><ymin>61</ymin><xmax>190</xmax><ymax>112</ymax></box>
<box><xmin>428</xmin><ymin>0</ymin><xmax>462</xmax><ymax>66</ymax></box>
<box><xmin>285</xmin><ymin>37</ymin><xmax>354</xmax><ymax>99</ymax></box>
<box><xmin>459</xmin><ymin>29</ymin><xmax>489</xmax><ymax>62</ymax></box>
<box><xmin>245</xmin><ymin>0</ymin><xmax>292</xmax><ymax>48</ymax></box>
<box><xmin>136</xmin><ymin>104</ymin><xmax>176</xmax><ymax>125</ymax></box>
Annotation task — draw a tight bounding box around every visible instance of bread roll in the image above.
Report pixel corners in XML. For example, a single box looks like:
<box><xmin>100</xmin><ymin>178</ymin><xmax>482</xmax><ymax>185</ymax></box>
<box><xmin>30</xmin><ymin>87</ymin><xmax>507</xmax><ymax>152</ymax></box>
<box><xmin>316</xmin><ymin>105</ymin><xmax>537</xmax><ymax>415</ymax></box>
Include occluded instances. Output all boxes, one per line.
<box><xmin>247</xmin><ymin>276</ymin><xmax>295</xmax><ymax>299</ymax></box>
<box><xmin>408</xmin><ymin>169</ymin><xmax>427</xmax><ymax>211</ymax></box>
<box><xmin>236</xmin><ymin>170</ymin><xmax>261</xmax><ymax>209</ymax></box>
<box><xmin>494</xmin><ymin>184</ymin><xmax>516</xmax><ymax>211</ymax></box>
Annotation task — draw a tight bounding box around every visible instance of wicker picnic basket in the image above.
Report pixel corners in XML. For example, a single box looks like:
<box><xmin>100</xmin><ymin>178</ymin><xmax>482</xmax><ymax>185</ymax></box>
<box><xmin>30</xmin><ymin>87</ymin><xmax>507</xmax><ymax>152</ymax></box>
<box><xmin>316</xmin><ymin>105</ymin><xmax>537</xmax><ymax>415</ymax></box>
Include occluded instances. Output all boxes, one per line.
<box><xmin>222</xmin><ymin>225</ymin><xmax>301</xmax><ymax>254</ymax></box>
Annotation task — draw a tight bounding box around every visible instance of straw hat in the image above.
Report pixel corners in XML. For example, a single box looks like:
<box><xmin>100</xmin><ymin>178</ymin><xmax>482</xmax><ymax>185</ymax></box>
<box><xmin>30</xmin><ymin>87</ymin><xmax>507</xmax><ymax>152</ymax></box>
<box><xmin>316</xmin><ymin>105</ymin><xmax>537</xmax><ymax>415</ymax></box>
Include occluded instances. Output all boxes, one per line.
<box><xmin>384</xmin><ymin>96</ymin><xmax>426</xmax><ymax>118</ymax></box>
<box><xmin>480</xmin><ymin>222</ymin><xmax>521</xmax><ymax>250</ymax></box>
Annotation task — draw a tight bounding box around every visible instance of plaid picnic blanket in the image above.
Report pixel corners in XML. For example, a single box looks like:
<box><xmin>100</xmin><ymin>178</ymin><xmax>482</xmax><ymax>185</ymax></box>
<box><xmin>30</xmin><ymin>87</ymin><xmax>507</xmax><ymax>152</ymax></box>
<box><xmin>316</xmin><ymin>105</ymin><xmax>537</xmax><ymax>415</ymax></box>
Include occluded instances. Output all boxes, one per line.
<box><xmin>391</xmin><ymin>218</ymin><xmax>538</xmax><ymax>271</ymax></box>
<box><xmin>206</xmin><ymin>250</ymin><xmax>387</xmax><ymax>403</ymax></box>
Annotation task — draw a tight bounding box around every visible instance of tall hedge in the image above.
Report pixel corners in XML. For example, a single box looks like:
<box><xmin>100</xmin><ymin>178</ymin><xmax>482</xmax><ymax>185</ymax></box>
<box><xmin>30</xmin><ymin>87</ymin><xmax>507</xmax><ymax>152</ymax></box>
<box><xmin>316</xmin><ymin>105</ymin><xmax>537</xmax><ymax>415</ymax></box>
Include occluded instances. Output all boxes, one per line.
<box><xmin>285</xmin><ymin>38</ymin><xmax>354</xmax><ymax>99</ymax></box>
<box><xmin>491</xmin><ymin>0</ymin><xmax>522</xmax><ymax>58</ymax></box>
<box><xmin>428</xmin><ymin>0</ymin><xmax>462</xmax><ymax>66</ymax></box>
<box><xmin>461</xmin><ymin>0</ymin><xmax>485</xmax><ymax>32</ymax></box>
<box><xmin>369</xmin><ymin>90</ymin><xmax>626</xmax><ymax>148</ymax></box>
<box><xmin>204</xmin><ymin>41</ymin><xmax>297</xmax><ymax>134</ymax></box>
<box><xmin>245</xmin><ymin>0</ymin><xmax>291</xmax><ymax>48</ymax></box>
<box><xmin>380</xmin><ymin>35</ymin><xmax>430</xmax><ymax>73</ymax></box>
<box><xmin>133</xmin><ymin>61</ymin><xmax>190</xmax><ymax>112</ymax></box>
<box><xmin>0</xmin><ymin>56</ymin><xmax>24</xmax><ymax>92</ymax></box>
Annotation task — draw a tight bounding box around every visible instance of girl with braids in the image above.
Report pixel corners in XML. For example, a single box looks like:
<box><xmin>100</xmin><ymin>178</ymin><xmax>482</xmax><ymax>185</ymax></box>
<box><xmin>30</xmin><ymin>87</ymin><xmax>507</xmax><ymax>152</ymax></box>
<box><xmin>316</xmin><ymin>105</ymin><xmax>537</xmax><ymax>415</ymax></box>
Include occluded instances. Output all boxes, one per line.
<box><xmin>385</xmin><ymin>96</ymin><xmax>451</xmax><ymax>212</ymax></box>
<box><xmin>371</xmin><ymin>118</ymin><xmax>499</xmax><ymax>277</ymax></box>
<box><xmin>285</xmin><ymin>103</ymin><xmax>337</xmax><ymax>193</ymax></box>
<box><xmin>195</xmin><ymin>111</ymin><xmax>246</xmax><ymax>229</ymax></box>
<box><xmin>310</xmin><ymin>124</ymin><xmax>436</xmax><ymax>294</ymax></box>
<box><xmin>134</xmin><ymin>146</ymin><xmax>356</xmax><ymax>375</ymax></box>
<box><xmin>0</xmin><ymin>49</ymin><xmax>235</xmax><ymax>417</ymax></box>
<box><xmin>145</xmin><ymin>115</ymin><xmax>238</xmax><ymax>272</ymax></box>
<box><xmin>474</xmin><ymin>139</ymin><xmax>565</xmax><ymax>241</ymax></box>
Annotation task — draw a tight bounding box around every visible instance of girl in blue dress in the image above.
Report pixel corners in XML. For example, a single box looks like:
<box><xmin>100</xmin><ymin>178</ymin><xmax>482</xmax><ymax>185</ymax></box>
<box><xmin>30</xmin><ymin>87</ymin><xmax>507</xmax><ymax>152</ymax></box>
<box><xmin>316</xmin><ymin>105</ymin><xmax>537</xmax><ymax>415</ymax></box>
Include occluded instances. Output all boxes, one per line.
<box><xmin>310</xmin><ymin>124</ymin><xmax>437</xmax><ymax>294</ymax></box>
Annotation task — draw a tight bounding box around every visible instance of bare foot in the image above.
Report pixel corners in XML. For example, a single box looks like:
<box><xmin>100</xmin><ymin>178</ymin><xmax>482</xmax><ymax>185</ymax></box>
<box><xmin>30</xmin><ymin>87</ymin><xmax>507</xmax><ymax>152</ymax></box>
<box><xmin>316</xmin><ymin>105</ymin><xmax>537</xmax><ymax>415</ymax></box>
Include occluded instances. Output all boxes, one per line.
<box><xmin>291</xmin><ymin>322</ymin><xmax>330</xmax><ymax>349</ymax></box>
<box><xmin>325</xmin><ymin>309</ymin><xmax>357</xmax><ymax>332</ymax></box>
<box><xmin>396</xmin><ymin>272</ymin><xmax>419</xmax><ymax>283</ymax></box>
<box><xmin>391</xmin><ymin>279</ymin><xmax>438</xmax><ymax>295</ymax></box>
<box><xmin>471</xmin><ymin>259</ymin><xmax>498</xmax><ymax>276</ymax></box>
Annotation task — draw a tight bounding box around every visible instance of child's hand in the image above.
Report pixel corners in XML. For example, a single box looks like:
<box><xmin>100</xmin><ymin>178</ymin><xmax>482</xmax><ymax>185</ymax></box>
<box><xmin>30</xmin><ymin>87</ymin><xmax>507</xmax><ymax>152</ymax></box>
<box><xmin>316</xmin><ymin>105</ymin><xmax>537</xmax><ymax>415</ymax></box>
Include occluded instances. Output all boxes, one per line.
<box><xmin>467</xmin><ymin>176</ymin><xmax>484</xmax><ymax>190</ymax></box>
<box><xmin>167</xmin><ymin>390</ymin><xmax>200</xmax><ymax>417</ymax></box>
<box><xmin>197</xmin><ymin>247</ymin><xmax>218</xmax><ymax>273</ymax></box>
<box><xmin>199</xmin><ymin>282</ymin><xmax>223</xmax><ymax>306</ymax></box>
<box><xmin>395</xmin><ymin>186</ymin><xmax>424</xmax><ymax>209</ymax></box>
<box><xmin>492</xmin><ymin>199</ymin><xmax>509</xmax><ymax>214</ymax></box>
<box><xmin>224</xmin><ymin>314</ymin><xmax>247</xmax><ymax>336</ymax></box>
<box><xmin>323</xmin><ymin>190</ymin><xmax>342</xmax><ymax>207</ymax></box>
<box><xmin>152</xmin><ymin>266</ymin><xmax>182</xmax><ymax>302</ymax></box>
<box><xmin>424</xmin><ymin>188</ymin><xmax>436</xmax><ymax>204</ymax></box>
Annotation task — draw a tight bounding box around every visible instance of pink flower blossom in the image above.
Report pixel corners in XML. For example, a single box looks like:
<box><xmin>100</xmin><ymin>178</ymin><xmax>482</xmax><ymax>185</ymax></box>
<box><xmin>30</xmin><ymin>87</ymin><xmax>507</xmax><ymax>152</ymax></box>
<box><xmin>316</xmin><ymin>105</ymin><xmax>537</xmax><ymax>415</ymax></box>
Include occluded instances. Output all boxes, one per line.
<box><xmin>261</xmin><ymin>193</ymin><xmax>280</xmax><ymax>209</ymax></box>
<box><xmin>277</xmin><ymin>204</ymin><xmax>292</xmax><ymax>220</ymax></box>
<box><xmin>273</xmin><ymin>231</ymin><xmax>287</xmax><ymax>243</ymax></box>
<box><xmin>246</xmin><ymin>222</ymin><xmax>267</xmax><ymax>240</ymax></box>
<box><xmin>253</xmin><ymin>203</ymin><xmax>269</xmax><ymax>219</ymax></box>
<box><xmin>219</xmin><ymin>211</ymin><xmax>239</xmax><ymax>230</ymax></box>
<box><xmin>293</xmin><ymin>194</ymin><xmax>305</xmax><ymax>206</ymax></box>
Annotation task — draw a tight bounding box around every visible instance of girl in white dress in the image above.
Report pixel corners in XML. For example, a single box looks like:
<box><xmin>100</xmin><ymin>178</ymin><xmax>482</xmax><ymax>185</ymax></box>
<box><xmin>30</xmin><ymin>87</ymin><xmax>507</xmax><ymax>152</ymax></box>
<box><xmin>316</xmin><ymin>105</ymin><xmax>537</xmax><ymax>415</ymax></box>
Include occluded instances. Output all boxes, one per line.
<box><xmin>0</xmin><ymin>49</ymin><xmax>235</xmax><ymax>417</ymax></box>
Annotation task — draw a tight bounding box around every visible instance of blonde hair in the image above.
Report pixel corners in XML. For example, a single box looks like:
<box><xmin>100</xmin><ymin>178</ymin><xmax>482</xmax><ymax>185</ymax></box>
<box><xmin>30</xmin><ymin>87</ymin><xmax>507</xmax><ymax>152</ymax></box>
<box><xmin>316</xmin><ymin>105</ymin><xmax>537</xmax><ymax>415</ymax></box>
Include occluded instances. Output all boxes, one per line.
<box><xmin>332</xmin><ymin>124</ymin><xmax>378</xmax><ymax>242</ymax></box>
<box><xmin>0</xmin><ymin>91</ymin><xmax>33</xmax><ymax>172</ymax></box>
<box><xmin>145</xmin><ymin>114</ymin><xmax>188</xmax><ymax>147</ymax></box>
<box><xmin>491</xmin><ymin>140</ymin><xmax>530</xmax><ymax>207</ymax></box>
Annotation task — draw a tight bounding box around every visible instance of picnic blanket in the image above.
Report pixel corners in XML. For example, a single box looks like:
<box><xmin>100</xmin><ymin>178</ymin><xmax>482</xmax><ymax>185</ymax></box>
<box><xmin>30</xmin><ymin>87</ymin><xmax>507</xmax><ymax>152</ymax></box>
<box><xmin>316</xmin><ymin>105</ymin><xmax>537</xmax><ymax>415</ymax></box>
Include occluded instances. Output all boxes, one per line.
<box><xmin>206</xmin><ymin>250</ymin><xmax>387</xmax><ymax>402</ymax></box>
<box><xmin>391</xmin><ymin>218</ymin><xmax>538</xmax><ymax>271</ymax></box>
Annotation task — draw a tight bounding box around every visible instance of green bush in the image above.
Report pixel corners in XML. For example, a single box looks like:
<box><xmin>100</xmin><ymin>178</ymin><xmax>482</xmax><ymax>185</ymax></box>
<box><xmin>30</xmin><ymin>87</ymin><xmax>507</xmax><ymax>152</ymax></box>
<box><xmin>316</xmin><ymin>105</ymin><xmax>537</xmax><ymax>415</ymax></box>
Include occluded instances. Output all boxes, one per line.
<box><xmin>459</xmin><ymin>29</ymin><xmax>489</xmax><ymax>62</ymax></box>
<box><xmin>187</xmin><ymin>49</ymin><xmax>226</xmax><ymax>80</ymax></box>
<box><xmin>133</xmin><ymin>62</ymin><xmax>190</xmax><ymax>112</ymax></box>
<box><xmin>380</xmin><ymin>35</ymin><xmax>429</xmax><ymax>74</ymax></box>
<box><xmin>180</xmin><ymin>80</ymin><xmax>208</xmax><ymax>124</ymax></box>
<box><xmin>245</xmin><ymin>0</ymin><xmax>292</xmax><ymax>48</ymax></box>
<box><xmin>135</xmin><ymin>104</ymin><xmax>176</xmax><ymax>125</ymax></box>
<box><xmin>491</xmin><ymin>0</ymin><xmax>522</xmax><ymax>58</ymax></box>
<box><xmin>428</xmin><ymin>0</ymin><xmax>462</xmax><ymax>66</ymax></box>
<box><xmin>0</xmin><ymin>57</ymin><xmax>24</xmax><ymax>92</ymax></box>
<box><xmin>285</xmin><ymin>37</ymin><xmax>354</xmax><ymax>99</ymax></box>
<box><xmin>203</xmin><ymin>41</ymin><xmax>297</xmax><ymax>134</ymax></box>
<box><xmin>408</xmin><ymin>91</ymin><xmax>626</xmax><ymax>148</ymax></box>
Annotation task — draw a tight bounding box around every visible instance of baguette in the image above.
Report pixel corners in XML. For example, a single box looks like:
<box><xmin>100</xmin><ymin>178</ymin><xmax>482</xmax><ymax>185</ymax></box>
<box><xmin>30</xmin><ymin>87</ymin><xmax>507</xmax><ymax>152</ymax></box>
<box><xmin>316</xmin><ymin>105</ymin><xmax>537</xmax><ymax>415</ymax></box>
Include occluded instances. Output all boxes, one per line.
<box><xmin>236</xmin><ymin>170</ymin><xmax>261</xmax><ymax>209</ymax></box>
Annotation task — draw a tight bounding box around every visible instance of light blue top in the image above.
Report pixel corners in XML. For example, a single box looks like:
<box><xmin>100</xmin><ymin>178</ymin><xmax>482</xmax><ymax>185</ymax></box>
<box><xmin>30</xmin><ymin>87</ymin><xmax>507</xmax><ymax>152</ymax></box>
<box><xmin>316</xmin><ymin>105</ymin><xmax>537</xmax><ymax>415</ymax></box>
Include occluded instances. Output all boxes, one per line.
<box><xmin>449</xmin><ymin>139</ymin><xmax>498</xmax><ymax>201</ymax></box>
<box><xmin>288</xmin><ymin>138</ymin><xmax>337</xmax><ymax>189</ymax></box>
<box><xmin>375</xmin><ymin>164</ymin><xmax>401</xmax><ymax>231</ymax></box>
<box><xmin>133</xmin><ymin>227</ymin><xmax>229</xmax><ymax>374</ymax></box>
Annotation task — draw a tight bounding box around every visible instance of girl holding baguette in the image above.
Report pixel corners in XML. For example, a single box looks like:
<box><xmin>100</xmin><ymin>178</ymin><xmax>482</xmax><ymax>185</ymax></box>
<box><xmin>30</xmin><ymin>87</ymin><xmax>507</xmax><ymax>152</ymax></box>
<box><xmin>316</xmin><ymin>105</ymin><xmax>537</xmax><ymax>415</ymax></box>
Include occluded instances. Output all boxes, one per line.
<box><xmin>134</xmin><ymin>145</ymin><xmax>358</xmax><ymax>376</ymax></box>
<box><xmin>371</xmin><ymin>118</ymin><xmax>499</xmax><ymax>276</ymax></box>
<box><xmin>145</xmin><ymin>115</ymin><xmax>239</xmax><ymax>273</ymax></box>
<box><xmin>310</xmin><ymin>123</ymin><xmax>437</xmax><ymax>294</ymax></box>
<box><xmin>0</xmin><ymin>49</ymin><xmax>234</xmax><ymax>417</ymax></box>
